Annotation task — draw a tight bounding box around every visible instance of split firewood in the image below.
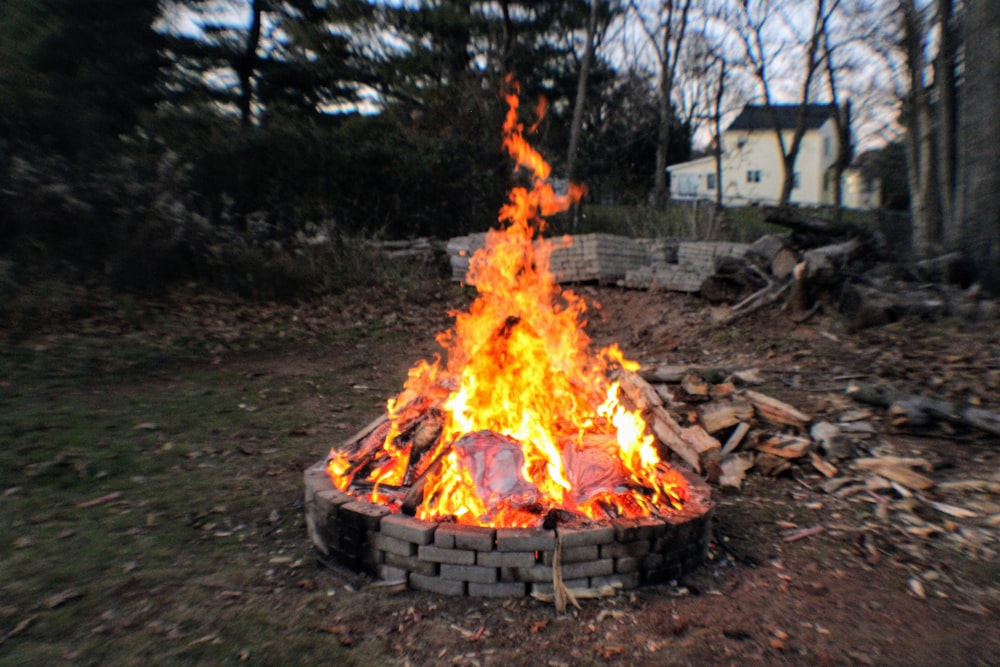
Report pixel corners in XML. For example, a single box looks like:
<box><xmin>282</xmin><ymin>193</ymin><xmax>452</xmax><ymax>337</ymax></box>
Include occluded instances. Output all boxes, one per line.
<box><xmin>697</xmin><ymin>398</ymin><xmax>753</xmax><ymax>434</ymax></box>
<box><xmin>719</xmin><ymin>453</ymin><xmax>755</xmax><ymax>491</ymax></box>
<box><xmin>744</xmin><ymin>390</ymin><xmax>811</xmax><ymax>429</ymax></box>
<box><xmin>756</xmin><ymin>453</ymin><xmax>792</xmax><ymax>476</ymax></box>
<box><xmin>809</xmin><ymin>452</ymin><xmax>838</xmax><ymax>478</ymax></box>
<box><xmin>639</xmin><ymin>365</ymin><xmax>762</xmax><ymax>386</ymax></box>
<box><xmin>403</xmin><ymin>410</ymin><xmax>444</xmax><ymax>485</ymax></box>
<box><xmin>846</xmin><ymin>382</ymin><xmax>1000</xmax><ymax>437</ymax></box>
<box><xmin>853</xmin><ymin>457</ymin><xmax>935</xmax><ymax>491</ymax></box>
<box><xmin>677</xmin><ymin>374</ymin><xmax>711</xmax><ymax>403</ymax></box>
<box><xmin>618</xmin><ymin>370</ymin><xmax>722</xmax><ymax>475</ymax></box>
<box><xmin>341</xmin><ymin>414</ymin><xmax>390</xmax><ymax>456</ymax></box>
<box><xmin>617</xmin><ymin>368</ymin><xmax>663</xmax><ymax>411</ymax></box>
<box><xmin>710</xmin><ymin>381</ymin><xmax>736</xmax><ymax>399</ymax></box>
<box><xmin>754</xmin><ymin>434</ymin><xmax>812</xmax><ymax>459</ymax></box>
<box><xmin>720</xmin><ymin>422</ymin><xmax>751</xmax><ymax>457</ymax></box>
<box><xmin>648</xmin><ymin>405</ymin><xmax>721</xmax><ymax>476</ymax></box>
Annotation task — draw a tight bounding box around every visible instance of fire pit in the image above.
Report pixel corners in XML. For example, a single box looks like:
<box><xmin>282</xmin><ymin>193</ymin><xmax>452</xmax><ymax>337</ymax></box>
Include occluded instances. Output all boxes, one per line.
<box><xmin>304</xmin><ymin>460</ymin><xmax>712</xmax><ymax>597</ymax></box>
<box><xmin>304</xmin><ymin>78</ymin><xmax>713</xmax><ymax>597</ymax></box>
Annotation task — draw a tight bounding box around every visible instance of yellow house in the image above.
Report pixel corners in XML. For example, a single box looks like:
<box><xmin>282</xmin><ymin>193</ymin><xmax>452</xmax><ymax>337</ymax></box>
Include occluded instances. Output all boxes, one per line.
<box><xmin>668</xmin><ymin>103</ymin><xmax>880</xmax><ymax>210</ymax></box>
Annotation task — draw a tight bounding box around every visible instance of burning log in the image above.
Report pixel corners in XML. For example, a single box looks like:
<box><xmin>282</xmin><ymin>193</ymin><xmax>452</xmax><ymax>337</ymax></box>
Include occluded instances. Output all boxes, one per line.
<box><xmin>617</xmin><ymin>369</ymin><xmax>721</xmax><ymax>475</ymax></box>
<box><xmin>401</xmin><ymin>442</ymin><xmax>453</xmax><ymax>516</ymax></box>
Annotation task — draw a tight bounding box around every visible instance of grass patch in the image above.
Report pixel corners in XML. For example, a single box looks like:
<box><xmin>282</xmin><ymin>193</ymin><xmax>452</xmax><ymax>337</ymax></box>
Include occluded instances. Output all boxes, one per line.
<box><xmin>575</xmin><ymin>203</ymin><xmax>886</xmax><ymax>243</ymax></box>
<box><xmin>0</xmin><ymin>322</ymin><xmax>378</xmax><ymax>665</ymax></box>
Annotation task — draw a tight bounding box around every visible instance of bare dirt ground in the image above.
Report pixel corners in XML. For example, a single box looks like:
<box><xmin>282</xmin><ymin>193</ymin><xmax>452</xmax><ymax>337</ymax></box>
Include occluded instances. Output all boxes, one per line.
<box><xmin>2</xmin><ymin>282</ymin><xmax>998</xmax><ymax>666</ymax></box>
<box><xmin>242</xmin><ymin>285</ymin><xmax>999</xmax><ymax>666</ymax></box>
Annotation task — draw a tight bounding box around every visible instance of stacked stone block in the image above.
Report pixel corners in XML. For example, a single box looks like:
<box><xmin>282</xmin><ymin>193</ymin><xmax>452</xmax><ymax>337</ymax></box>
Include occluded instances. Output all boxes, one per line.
<box><xmin>626</xmin><ymin>241</ymin><xmax>751</xmax><ymax>292</ymax></box>
<box><xmin>446</xmin><ymin>232</ymin><xmax>748</xmax><ymax>294</ymax></box>
<box><xmin>305</xmin><ymin>461</ymin><xmax>713</xmax><ymax>597</ymax></box>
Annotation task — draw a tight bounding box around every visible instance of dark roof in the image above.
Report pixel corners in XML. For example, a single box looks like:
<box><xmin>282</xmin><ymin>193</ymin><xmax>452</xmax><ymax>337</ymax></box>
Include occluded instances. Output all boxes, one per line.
<box><xmin>727</xmin><ymin>104</ymin><xmax>837</xmax><ymax>131</ymax></box>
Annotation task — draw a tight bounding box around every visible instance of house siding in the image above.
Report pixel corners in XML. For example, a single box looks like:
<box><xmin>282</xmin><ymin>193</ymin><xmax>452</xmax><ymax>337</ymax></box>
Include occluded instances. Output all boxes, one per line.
<box><xmin>667</xmin><ymin>106</ymin><xmax>874</xmax><ymax>210</ymax></box>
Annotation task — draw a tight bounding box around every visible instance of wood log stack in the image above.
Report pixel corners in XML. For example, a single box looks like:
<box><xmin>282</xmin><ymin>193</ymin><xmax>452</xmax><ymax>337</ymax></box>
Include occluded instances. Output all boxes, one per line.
<box><xmin>700</xmin><ymin>206</ymin><xmax>998</xmax><ymax>329</ymax></box>
<box><xmin>629</xmin><ymin>363</ymin><xmax>1000</xmax><ymax>572</ymax></box>
<box><xmin>615</xmin><ymin>364</ymin><xmax>834</xmax><ymax>491</ymax></box>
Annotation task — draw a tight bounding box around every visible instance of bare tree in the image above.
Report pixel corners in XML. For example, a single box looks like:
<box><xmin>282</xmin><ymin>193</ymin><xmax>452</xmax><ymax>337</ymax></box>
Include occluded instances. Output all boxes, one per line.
<box><xmin>566</xmin><ymin>0</ymin><xmax>601</xmax><ymax>187</ymax></box>
<box><xmin>818</xmin><ymin>5</ymin><xmax>852</xmax><ymax>223</ymax></box>
<box><xmin>629</xmin><ymin>0</ymin><xmax>693</xmax><ymax>208</ymax></box>
<box><xmin>934</xmin><ymin>0</ymin><xmax>959</xmax><ymax>244</ymax></box>
<box><xmin>899</xmin><ymin>0</ymin><xmax>942</xmax><ymax>254</ymax></box>
<box><xmin>731</xmin><ymin>0</ymin><xmax>840</xmax><ymax>207</ymax></box>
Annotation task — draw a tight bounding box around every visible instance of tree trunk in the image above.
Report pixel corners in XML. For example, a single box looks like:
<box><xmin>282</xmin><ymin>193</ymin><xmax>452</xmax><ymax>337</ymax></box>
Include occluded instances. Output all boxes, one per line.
<box><xmin>238</xmin><ymin>0</ymin><xmax>264</xmax><ymax>129</ymax></box>
<box><xmin>935</xmin><ymin>0</ymin><xmax>958</xmax><ymax>245</ymax></box>
<box><xmin>772</xmin><ymin>0</ymin><xmax>826</xmax><ymax>207</ymax></box>
<box><xmin>959</xmin><ymin>0</ymin><xmax>1000</xmax><ymax>292</ymax></box>
<box><xmin>650</xmin><ymin>0</ymin><xmax>691</xmax><ymax>208</ymax></box>
<box><xmin>566</xmin><ymin>0</ymin><xmax>599</xmax><ymax>186</ymax></box>
<box><xmin>713</xmin><ymin>57</ymin><xmax>725</xmax><ymax>209</ymax></box>
<box><xmin>902</xmin><ymin>0</ymin><xmax>942</xmax><ymax>256</ymax></box>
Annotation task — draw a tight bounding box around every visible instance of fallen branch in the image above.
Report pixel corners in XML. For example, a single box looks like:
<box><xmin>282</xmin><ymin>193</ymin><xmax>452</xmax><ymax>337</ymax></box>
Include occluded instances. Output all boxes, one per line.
<box><xmin>847</xmin><ymin>382</ymin><xmax>1000</xmax><ymax>438</ymax></box>
<box><xmin>719</xmin><ymin>279</ymin><xmax>790</xmax><ymax>324</ymax></box>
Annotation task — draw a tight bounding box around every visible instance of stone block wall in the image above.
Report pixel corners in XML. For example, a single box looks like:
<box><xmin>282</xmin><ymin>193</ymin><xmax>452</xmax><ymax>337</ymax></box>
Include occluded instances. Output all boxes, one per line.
<box><xmin>446</xmin><ymin>232</ymin><xmax>748</xmax><ymax>294</ymax></box>
<box><xmin>304</xmin><ymin>461</ymin><xmax>713</xmax><ymax>597</ymax></box>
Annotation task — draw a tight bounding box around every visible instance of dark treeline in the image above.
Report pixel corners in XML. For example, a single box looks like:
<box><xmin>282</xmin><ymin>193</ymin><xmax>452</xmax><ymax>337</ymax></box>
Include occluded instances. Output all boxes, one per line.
<box><xmin>0</xmin><ymin>0</ymin><xmax>690</xmax><ymax>302</ymax></box>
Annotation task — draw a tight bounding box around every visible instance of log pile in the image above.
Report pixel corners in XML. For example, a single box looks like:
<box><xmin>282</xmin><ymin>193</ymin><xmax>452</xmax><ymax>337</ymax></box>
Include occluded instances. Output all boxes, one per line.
<box><xmin>700</xmin><ymin>206</ymin><xmax>998</xmax><ymax>329</ymax></box>
<box><xmin>630</xmin><ymin>363</ymin><xmax>1000</xmax><ymax>489</ymax></box>
<box><xmin>618</xmin><ymin>364</ymin><xmax>831</xmax><ymax>489</ymax></box>
<box><xmin>632</xmin><ymin>362</ymin><xmax>1000</xmax><ymax>577</ymax></box>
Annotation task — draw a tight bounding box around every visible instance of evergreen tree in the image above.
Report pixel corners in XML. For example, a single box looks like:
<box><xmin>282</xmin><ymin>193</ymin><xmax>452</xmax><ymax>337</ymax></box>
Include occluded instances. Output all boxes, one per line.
<box><xmin>0</xmin><ymin>0</ymin><xmax>163</xmax><ymax>154</ymax></box>
<box><xmin>161</xmin><ymin>0</ymin><xmax>370</xmax><ymax>127</ymax></box>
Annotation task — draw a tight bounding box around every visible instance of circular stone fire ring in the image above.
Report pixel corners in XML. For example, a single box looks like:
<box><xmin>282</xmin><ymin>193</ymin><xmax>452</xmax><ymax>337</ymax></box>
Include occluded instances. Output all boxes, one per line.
<box><xmin>303</xmin><ymin>461</ymin><xmax>713</xmax><ymax>597</ymax></box>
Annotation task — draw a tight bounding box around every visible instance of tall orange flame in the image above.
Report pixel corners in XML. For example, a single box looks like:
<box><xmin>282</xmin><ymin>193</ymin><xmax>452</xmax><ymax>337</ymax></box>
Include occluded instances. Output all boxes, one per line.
<box><xmin>328</xmin><ymin>77</ymin><xmax>685</xmax><ymax>527</ymax></box>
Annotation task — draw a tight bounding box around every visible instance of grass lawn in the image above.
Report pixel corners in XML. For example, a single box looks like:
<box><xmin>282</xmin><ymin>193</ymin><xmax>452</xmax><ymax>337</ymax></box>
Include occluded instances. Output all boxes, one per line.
<box><xmin>0</xmin><ymin>293</ymin><xmax>432</xmax><ymax>666</ymax></box>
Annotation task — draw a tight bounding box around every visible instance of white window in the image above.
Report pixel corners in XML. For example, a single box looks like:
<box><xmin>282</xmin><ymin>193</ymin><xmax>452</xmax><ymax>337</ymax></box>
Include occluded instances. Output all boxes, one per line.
<box><xmin>676</xmin><ymin>174</ymin><xmax>698</xmax><ymax>197</ymax></box>
<box><xmin>746</xmin><ymin>169</ymin><xmax>761</xmax><ymax>183</ymax></box>
<box><xmin>824</xmin><ymin>136</ymin><xmax>831</xmax><ymax>156</ymax></box>
<box><xmin>706</xmin><ymin>173</ymin><xmax>716</xmax><ymax>190</ymax></box>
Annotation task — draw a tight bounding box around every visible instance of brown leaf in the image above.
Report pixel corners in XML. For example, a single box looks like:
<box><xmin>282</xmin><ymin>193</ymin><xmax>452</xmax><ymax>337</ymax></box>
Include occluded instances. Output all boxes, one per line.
<box><xmin>530</xmin><ymin>619</ymin><xmax>550</xmax><ymax>634</ymax></box>
<box><xmin>45</xmin><ymin>588</ymin><xmax>83</xmax><ymax>609</ymax></box>
<box><xmin>77</xmin><ymin>492</ymin><xmax>121</xmax><ymax>508</ymax></box>
<box><xmin>3</xmin><ymin>615</ymin><xmax>39</xmax><ymax>642</ymax></box>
